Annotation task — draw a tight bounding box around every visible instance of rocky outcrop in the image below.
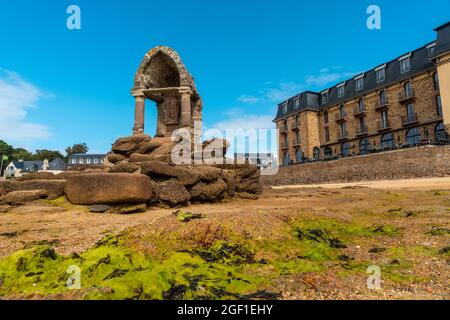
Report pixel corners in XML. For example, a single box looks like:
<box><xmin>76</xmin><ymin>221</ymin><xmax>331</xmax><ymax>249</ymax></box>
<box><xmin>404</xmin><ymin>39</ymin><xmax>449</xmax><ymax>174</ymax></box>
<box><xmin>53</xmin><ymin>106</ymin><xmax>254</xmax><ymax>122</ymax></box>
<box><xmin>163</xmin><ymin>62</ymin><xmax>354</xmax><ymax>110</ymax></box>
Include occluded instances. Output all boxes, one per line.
<box><xmin>0</xmin><ymin>180</ymin><xmax>66</xmax><ymax>199</ymax></box>
<box><xmin>0</xmin><ymin>190</ymin><xmax>48</xmax><ymax>205</ymax></box>
<box><xmin>156</xmin><ymin>180</ymin><xmax>191</xmax><ymax>206</ymax></box>
<box><xmin>65</xmin><ymin>173</ymin><xmax>153</xmax><ymax>205</ymax></box>
<box><xmin>0</xmin><ymin>135</ymin><xmax>262</xmax><ymax>209</ymax></box>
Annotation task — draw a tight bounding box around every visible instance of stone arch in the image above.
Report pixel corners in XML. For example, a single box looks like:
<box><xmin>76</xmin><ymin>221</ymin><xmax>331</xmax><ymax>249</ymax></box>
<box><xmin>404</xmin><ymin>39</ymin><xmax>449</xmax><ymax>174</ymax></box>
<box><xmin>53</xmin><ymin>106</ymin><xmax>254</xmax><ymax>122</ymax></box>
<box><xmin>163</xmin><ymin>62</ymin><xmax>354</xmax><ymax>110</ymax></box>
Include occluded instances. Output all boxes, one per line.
<box><xmin>131</xmin><ymin>46</ymin><xmax>203</xmax><ymax>137</ymax></box>
<box><xmin>133</xmin><ymin>46</ymin><xmax>196</xmax><ymax>91</ymax></box>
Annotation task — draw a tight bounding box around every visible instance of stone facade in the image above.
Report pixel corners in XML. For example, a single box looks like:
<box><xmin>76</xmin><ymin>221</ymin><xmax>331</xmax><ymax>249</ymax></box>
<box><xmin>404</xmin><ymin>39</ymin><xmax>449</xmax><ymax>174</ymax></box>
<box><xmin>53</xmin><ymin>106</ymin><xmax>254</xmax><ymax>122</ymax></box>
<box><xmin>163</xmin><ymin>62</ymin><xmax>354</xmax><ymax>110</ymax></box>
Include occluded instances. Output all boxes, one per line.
<box><xmin>275</xmin><ymin>23</ymin><xmax>450</xmax><ymax>167</ymax></box>
<box><xmin>263</xmin><ymin>145</ymin><xmax>450</xmax><ymax>186</ymax></box>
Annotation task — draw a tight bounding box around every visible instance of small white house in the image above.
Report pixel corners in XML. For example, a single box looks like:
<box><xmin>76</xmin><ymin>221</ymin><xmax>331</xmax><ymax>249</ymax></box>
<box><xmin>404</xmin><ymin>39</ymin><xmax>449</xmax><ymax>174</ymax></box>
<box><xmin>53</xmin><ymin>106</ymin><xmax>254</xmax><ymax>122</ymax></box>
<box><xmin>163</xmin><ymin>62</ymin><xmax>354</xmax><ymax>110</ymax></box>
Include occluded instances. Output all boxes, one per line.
<box><xmin>4</xmin><ymin>158</ymin><xmax>66</xmax><ymax>178</ymax></box>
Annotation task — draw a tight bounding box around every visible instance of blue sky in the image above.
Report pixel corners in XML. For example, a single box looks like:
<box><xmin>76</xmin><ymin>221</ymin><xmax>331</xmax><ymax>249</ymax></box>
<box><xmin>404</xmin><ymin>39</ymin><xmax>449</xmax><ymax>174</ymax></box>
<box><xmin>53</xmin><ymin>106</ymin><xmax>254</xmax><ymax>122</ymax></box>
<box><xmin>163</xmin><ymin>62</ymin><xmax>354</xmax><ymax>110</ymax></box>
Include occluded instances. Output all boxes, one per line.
<box><xmin>0</xmin><ymin>0</ymin><xmax>448</xmax><ymax>154</ymax></box>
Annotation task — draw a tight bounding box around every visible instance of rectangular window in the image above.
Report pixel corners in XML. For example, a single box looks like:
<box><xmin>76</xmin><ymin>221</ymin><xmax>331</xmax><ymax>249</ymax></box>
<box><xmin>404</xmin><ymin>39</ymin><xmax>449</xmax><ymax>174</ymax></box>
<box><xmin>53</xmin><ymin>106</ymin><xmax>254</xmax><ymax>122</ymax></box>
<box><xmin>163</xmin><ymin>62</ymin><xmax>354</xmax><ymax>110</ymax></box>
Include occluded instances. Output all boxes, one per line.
<box><xmin>337</xmin><ymin>85</ymin><xmax>345</xmax><ymax>98</ymax></box>
<box><xmin>436</xmin><ymin>95</ymin><xmax>442</xmax><ymax>117</ymax></box>
<box><xmin>94</xmin><ymin>158</ymin><xmax>99</xmax><ymax>164</ymax></box>
<box><xmin>340</xmin><ymin>123</ymin><xmax>347</xmax><ymax>137</ymax></box>
<box><xmin>427</xmin><ymin>44</ymin><xmax>436</xmax><ymax>57</ymax></box>
<box><xmin>294</xmin><ymin>98</ymin><xmax>300</xmax><ymax>109</ymax></box>
<box><xmin>355</xmin><ymin>77</ymin><xmax>364</xmax><ymax>91</ymax></box>
<box><xmin>79</xmin><ymin>158</ymin><xmax>84</xmax><ymax>164</ymax></box>
<box><xmin>71</xmin><ymin>159</ymin><xmax>76</xmax><ymax>164</ymax></box>
<box><xmin>381</xmin><ymin>111</ymin><xmax>389</xmax><ymax>128</ymax></box>
<box><xmin>406</xmin><ymin>103</ymin><xmax>415</xmax><ymax>121</ymax></box>
<box><xmin>321</xmin><ymin>92</ymin><xmax>328</xmax><ymax>104</ymax></box>
<box><xmin>400</xmin><ymin>57</ymin><xmax>410</xmax><ymax>74</ymax></box>
<box><xmin>376</xmin><ymin>67</ymin><xmax>385</xmax><ymax>83</ymax></box>
<box><xmin>282</xmin><ymin>103</ymin><xmax>288</xmax><ymax>114</ymax></box>
<box><xmin>324</xmin><ymin>127</ymin><xmax>330</xmax><ymax>142</ymax></box>
<box><xmin>86</xmin><ymin>158</ymin><xmax>91</xmax><ymax>164</ymax></box>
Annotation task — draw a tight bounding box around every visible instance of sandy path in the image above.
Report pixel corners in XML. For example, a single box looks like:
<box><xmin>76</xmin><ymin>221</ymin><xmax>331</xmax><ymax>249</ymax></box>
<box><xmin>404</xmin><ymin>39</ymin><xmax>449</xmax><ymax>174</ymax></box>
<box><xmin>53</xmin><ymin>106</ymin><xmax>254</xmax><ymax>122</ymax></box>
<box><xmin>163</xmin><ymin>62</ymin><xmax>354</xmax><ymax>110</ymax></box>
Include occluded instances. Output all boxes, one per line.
<box><xmin>270</xmin><ymin>177</ymin><xmax>450</xmax><ymax>190</ymax></box>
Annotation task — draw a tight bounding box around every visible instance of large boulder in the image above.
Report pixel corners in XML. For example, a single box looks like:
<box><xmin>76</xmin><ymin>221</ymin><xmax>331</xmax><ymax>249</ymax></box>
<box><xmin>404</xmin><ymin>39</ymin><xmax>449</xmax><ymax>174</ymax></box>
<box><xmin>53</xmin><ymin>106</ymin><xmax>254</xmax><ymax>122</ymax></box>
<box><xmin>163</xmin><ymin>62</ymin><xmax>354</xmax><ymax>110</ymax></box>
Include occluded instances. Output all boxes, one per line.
<box><xmin>156</xmin><ymin>180</ymin><xmax>191</xmax><ymax>206</ymax></box>
<box><xmin>65</xmin><ymin>173</ymin><xmax>153</xmax><ymax>205</ymax></box>
<box><xmin>189</xmin><ymin>179</ymin><xmax>228</xmax><ymax>202</ymax></box>
<box><xmin>15</xmin><ymin>180</ymin><xmax>66</xmax><ymax>199</ymax></box>
<box><xmin>111</xmin><ymin>134</ymin><xmax>152</xmax><ymax>156</ymax></box>
<box><xmin>109</xmin><ymin>162</ymin><xmax>141</xmax><ymax>174</ymax></box>
<box><xmin>107</xmin><ymin>153</ymin><xmax>127</xmax><ymax>164</ymax></box>
<box><xmin>0</xmin><ymin>190</ymin><xmax>48</xmax><ymax>205</ymax></box>
<box><xmin>190</xmin><ymin>165</ymin><xmax>222</xmax><ymax>182</ymax></box>
<box><xmin>221</xmin><ymin>170</ymin><xmax>238</xmax><ymax>197</ymax></box>
<box><xmin>0</xmin><ymin>180</ymin><xmax>66</xmax><ymax>199</ymax></box>
<box><xmin>16</xmin><ymin>172</ymin><xmax>68</xmax><ymax>181</ymax></box>
<box><xmin>141</xmin><ymin>161</ymin><xmax>201</xmax><ymax>186</ymax></box>
<box><xmin>202</xmin><ymin>138</ymin><xmax>230</xmax><ymax>159</ymax></box>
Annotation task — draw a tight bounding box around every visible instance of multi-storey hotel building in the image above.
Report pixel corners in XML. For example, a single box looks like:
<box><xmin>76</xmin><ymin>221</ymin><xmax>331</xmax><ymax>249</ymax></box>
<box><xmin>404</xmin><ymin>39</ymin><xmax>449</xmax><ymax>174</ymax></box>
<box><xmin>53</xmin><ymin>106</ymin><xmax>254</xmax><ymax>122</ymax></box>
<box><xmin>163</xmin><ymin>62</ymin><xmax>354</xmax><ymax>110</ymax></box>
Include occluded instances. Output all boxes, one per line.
<box><xmin>274</xmin><ymin>22</ymin><xmax>450</xmax><ymax>167</ymax></box>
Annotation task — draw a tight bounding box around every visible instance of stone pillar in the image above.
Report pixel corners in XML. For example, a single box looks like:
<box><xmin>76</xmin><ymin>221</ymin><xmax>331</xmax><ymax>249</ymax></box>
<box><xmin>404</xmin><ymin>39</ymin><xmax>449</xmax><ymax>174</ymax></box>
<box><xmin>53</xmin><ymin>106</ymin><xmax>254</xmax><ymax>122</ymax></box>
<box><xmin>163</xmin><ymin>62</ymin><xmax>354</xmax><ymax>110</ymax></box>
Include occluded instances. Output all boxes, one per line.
<box><xmin>132</xmin><ymin>93</ymin><xmax>145</xmax><ymax>135</ymax></box>
<box><xmin>179</xmin><ymin>89</ymin><xmax>192</xmax><ymax>128</ymax></box>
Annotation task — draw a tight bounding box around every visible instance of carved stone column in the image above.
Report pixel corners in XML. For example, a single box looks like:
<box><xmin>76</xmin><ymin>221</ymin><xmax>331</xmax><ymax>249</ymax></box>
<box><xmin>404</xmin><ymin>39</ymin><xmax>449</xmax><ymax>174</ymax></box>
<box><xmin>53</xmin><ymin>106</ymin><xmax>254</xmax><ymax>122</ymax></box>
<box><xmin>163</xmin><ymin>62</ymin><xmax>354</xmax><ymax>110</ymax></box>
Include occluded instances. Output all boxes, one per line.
<box><xmin>132</xmin><ymin>93</ymin><xmax>146</xmax><ymax>135</ymax></box>
<box><xmin>179</xmin><ymin>89</ymin><xmax>192</xmax><ymax>128</ymax></box>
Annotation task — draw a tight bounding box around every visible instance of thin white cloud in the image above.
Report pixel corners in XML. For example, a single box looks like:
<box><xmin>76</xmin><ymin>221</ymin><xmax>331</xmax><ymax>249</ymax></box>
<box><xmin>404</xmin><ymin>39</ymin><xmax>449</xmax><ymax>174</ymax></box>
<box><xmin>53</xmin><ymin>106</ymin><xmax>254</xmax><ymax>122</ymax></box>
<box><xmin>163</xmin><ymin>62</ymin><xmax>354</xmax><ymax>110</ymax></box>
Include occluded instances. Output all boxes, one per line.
<box><xmin>206</xmin><ymin>114</ymin><xmax>276</xmax><ymax>154</ymax></box>
<box><xmin>0</xmin><ymin>68</ymin><xmax>51</xmax><ymax>143</ymax></box>
<box><xmin>238</xmin><ymin>67</ymin><xmax>357</xmax><ymax>104</ymax></box>
<box><xmin>237</xmin><ymin>95</ymin><xmax>263</xmax><ymax>104</ymax></box>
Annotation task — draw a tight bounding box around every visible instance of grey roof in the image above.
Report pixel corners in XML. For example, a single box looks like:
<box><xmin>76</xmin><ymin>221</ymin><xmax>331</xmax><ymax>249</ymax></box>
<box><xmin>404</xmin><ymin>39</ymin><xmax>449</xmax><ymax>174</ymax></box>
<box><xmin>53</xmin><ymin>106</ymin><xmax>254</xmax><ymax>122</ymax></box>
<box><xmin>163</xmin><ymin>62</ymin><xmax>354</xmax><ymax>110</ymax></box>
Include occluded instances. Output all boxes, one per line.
<box><xmin>274</xmin><ymin>21</ymin><xmax>449</xmax><ymax>122</ymax></box>
<box><xmin>68</xmin><ymin>154</ymin><xmax>106</xmax><ymax>159</ymax></box>
<box><xmin>48</xmin><ymin>158</ymin><xmax>66</xmax><ymax>171</ymax></box>
<box><xmin>435</xmin><ymin>22</ymin><xmax>450</xmax><ymax>57</ymax></box>
<box><xmin>21</xmin><ymin>161</ymin><xmax>44</xmax><ymax>173</ymax></box>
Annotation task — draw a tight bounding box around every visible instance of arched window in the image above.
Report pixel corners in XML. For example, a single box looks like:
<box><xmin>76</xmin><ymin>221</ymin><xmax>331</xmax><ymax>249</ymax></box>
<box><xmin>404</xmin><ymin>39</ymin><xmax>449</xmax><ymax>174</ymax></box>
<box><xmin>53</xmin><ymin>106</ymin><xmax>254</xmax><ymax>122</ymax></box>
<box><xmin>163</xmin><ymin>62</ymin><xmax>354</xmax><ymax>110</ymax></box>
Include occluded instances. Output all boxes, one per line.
<box><xmin>435</xmin><ymin>123</ymin><xmax>447</xmax><ymax>143</ymax></box>
<box><xmin>380</xmin><ymin>133</ymin><xmax>394</xmax><ymax>150</ymax></box>
<box><xmin>313</xmin><ymin>147</ymin><xmax>320</xmax><ymax>161</ymax></box>
<box><xmin>404</xmin><ymin>81</ymin><xmax>413</xmax><ymax>98</ymax></box>
<box><xmin>324</xmin><ymin>147</ymin><xmax>332</xmax><ymax>159</ymax></box>
<box><xmin>295</xmin><ymin>149</ymin><xmax>303</xmax><ymax>163</ymax></box>
<box><xmin>359</xmin><ymin>138</ymin><xmax>370</xmax><ymax>155</ymax></box>
<box><xmin>406</xmin><ymin>128</ymin><xmax>421</xmax><ymax>145</ymax></box>
<box><xmin>341</xmin><ymin>142</ymin><xmax>350</xmax><ymax>157</ymax></box>
<box><xmin>283</xmin><ymin>152</ymin><xmax>290</xmax><ymax>167</ymax></box>
<box><xmin>433</xmin><ymin>72</ymin><xmax>440</xmax><ymax>91</ymax></box>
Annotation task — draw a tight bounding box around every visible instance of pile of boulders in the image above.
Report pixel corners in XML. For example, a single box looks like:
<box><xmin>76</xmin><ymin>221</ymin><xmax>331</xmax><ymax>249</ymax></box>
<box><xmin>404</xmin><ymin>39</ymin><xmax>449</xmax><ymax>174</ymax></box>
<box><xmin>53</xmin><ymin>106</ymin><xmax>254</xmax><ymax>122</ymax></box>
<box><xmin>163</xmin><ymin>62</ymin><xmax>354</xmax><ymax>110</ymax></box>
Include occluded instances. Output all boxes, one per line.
<box><xmin>0</xmin><ymin>134</ymin><xmax>262</xmax><ymax>211</ymax></box>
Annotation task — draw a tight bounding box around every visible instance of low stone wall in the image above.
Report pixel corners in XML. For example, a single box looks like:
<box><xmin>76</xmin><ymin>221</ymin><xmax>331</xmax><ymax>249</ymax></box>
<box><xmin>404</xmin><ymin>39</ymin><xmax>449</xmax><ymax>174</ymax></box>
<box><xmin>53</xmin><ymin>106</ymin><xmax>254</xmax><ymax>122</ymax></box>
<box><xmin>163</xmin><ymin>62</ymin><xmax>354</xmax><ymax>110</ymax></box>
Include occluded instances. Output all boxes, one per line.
<box><xmin>262</xmin><ymin>145</ymin><xmax>450</xmax><ymax>186</ymax></box>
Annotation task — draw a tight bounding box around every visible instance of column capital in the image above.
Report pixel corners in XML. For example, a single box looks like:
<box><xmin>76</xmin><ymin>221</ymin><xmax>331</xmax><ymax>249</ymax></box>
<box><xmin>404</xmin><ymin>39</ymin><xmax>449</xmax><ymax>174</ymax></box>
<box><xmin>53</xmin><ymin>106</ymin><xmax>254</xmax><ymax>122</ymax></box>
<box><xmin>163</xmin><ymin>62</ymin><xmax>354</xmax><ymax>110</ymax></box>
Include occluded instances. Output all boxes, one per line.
<box><xmin>131</xmin><ymin>90</ymin><xmax>146</xmax><ymax>98</ymax></box>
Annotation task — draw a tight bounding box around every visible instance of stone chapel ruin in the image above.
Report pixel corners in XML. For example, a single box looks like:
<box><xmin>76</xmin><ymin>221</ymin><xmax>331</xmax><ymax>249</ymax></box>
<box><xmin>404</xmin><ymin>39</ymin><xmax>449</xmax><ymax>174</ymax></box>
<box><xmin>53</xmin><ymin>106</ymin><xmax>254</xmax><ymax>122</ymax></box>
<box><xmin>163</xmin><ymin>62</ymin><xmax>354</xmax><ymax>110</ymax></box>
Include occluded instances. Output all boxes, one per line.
<box><xmin>131</xmin><ymin>46</ymin><xmax>203</xmax><ymax>136</ymax></box>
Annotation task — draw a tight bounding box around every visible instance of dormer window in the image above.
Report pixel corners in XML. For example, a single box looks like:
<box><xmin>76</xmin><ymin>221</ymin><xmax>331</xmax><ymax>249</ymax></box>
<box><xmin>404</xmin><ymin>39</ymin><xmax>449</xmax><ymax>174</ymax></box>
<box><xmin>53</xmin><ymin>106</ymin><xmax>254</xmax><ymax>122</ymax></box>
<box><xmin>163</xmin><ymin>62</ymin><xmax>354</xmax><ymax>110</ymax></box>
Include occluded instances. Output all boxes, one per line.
<box><xmin>337</xmin><ymin>83</ymin><xmax>345</xmax><ymax>98</ymax></box>
<box><xmin>399</xmin><ymin>54</ymin><xmax>411</xmax><ymax>74</ymax></box>
<box><xmin>427</xmin><ymin>43</ymin><xmax>436</xmax><ymax>57</ymax></box>
<box><xmin>321</xmin><ymin>90</ymin><xmax>329</xmax><ymax>104</ymax></box>
<box><xmin>294</xmin><ymin>97</ymin><xmax>300</xmax><ymax>109</ymax></box>
<box><xmin>282</xmin><ymin>102</ymin><xmax>288</xmax><ymax>114</ymax></box>
<box><xmin>355</xmin><ymin>75</ymin><xmax>364</xmax><ymax>91</ymax></box>
<box><xmin>375</xmin><ymin>65</ymin><xmax>386</xmax><ymax>83</ymax></box>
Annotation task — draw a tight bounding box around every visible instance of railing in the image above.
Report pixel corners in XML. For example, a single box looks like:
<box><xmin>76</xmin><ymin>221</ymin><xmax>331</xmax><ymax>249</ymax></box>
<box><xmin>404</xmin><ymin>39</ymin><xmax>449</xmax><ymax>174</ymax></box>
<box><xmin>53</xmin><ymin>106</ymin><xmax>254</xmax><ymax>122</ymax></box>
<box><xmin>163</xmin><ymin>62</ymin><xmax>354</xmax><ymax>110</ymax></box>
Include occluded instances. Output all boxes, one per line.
<box><xmin>398</xmin><ymin>89</ymin><xmax>416</xmax><ymax>103</ymax></box>
<box><xmin>401</xmin><ymin>113</ymin><xmax>419</xmax><ymax>125</ymax></box>
<box><xmin>375</xmin><ymin>98</ymin><xmax>390</xmax><ymax>110</ymax></box>
<box><xmin>377</xmin><ymin>121</ymin><xmax>391</xmax><ymax>131</ymax></box>
<box><xmin>356</xmin><ymin>124</ymin><xmax>369</xmax><ymax>135</ymax></box>
<box><xmin>338</xmin><ymin>130</ymin><xmax>349</xmax><ymax>140</ymax></box>
<box><xmin>335</xmin><ymin>112</ymin><xmax>347</xmax><ymax>122</ymax></box>
<box><xmin>353</xmin><ymin>106</ymin><xmax>367</xmax><ymax>116</ymax></box>
<box><xmin>280</xmin><ymin>126</ymin><xmax>288</xmax><ymax>134</ymax></box>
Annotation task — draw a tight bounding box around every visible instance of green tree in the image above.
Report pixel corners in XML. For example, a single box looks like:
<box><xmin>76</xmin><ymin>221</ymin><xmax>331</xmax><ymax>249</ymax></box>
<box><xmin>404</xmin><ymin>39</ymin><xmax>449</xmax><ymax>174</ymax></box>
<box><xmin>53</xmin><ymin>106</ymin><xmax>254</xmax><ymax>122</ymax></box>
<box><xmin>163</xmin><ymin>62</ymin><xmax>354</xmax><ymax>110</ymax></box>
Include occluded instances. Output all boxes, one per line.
<box><xmin>0</xmin><ymin>140</ymin><xmax>14</xmax><ymax>159</ymax></box>
<box><xmin>65</xmin><ymin>143</ymin><xmax>89</xmax><ymax>157</ymax></box>
<box><xmin>33</xmin><ymin>149</ymin><xmax>65</xmax><ymax>162</ymax></box>
<box><xmin>12</xmin><ymin>148</ymin><xmax>34</xmax><ymax>161</ymax></box>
